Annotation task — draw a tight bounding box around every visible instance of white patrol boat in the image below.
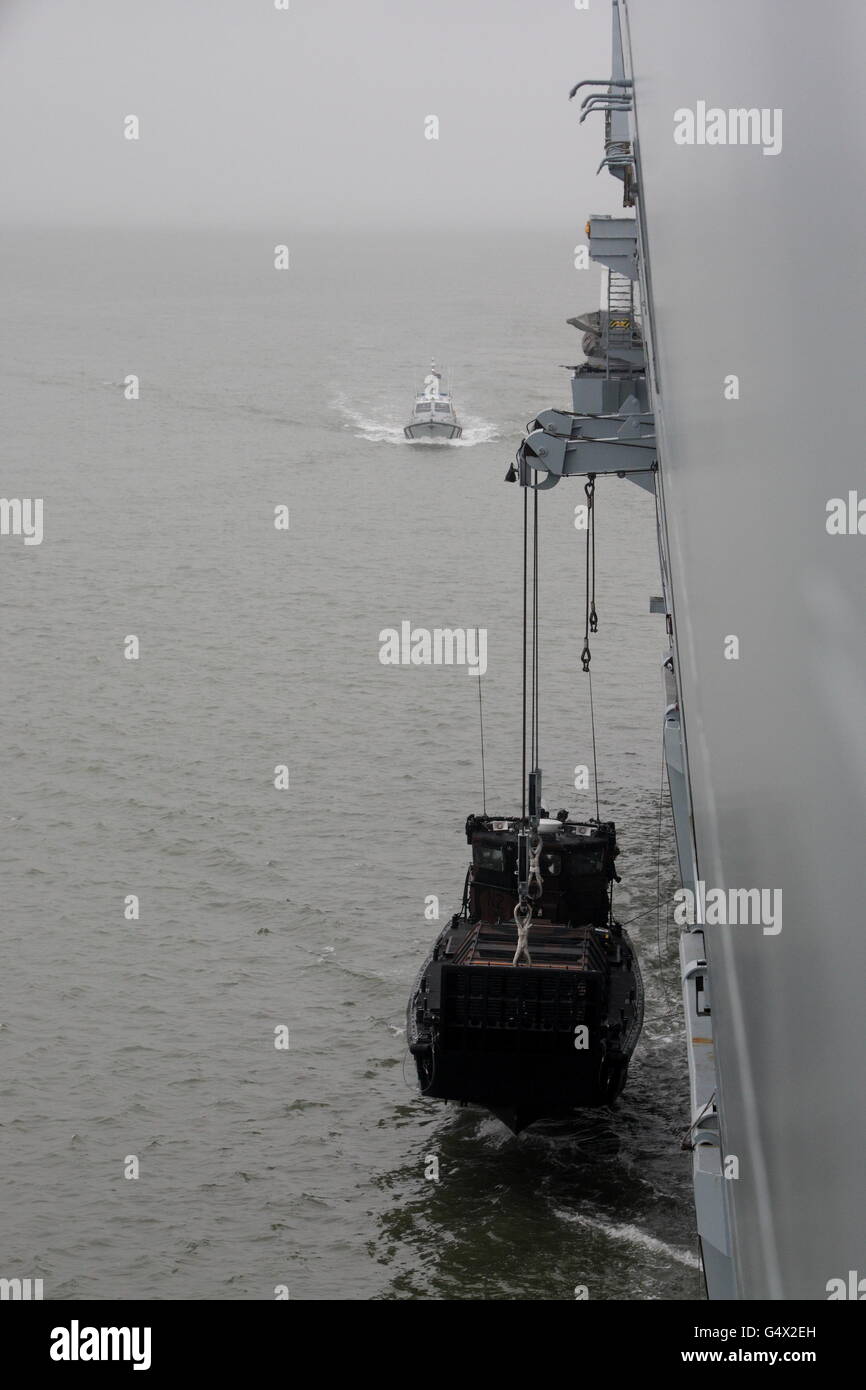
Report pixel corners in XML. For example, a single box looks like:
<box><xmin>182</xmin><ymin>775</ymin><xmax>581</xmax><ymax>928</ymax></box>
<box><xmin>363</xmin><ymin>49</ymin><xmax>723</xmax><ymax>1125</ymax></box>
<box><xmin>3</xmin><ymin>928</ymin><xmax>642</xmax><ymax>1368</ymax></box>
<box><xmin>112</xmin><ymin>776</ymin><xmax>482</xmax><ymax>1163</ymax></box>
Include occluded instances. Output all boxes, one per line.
<box><xmin>404</xmin><ymin>364</ymin><xmax>462</xmax><ymax>441</ymax></box>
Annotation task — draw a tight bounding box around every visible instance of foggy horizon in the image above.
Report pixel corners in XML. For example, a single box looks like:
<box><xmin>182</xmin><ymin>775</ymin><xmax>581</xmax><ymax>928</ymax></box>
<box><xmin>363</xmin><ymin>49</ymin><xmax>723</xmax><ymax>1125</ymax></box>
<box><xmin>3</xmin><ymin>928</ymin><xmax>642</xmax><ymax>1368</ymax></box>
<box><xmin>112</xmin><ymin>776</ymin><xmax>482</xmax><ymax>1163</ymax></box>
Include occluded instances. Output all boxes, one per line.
<box><xmin>0</xmin><ymin>0</ymin><xmax>621</xmax><ymax>230</ymax></box>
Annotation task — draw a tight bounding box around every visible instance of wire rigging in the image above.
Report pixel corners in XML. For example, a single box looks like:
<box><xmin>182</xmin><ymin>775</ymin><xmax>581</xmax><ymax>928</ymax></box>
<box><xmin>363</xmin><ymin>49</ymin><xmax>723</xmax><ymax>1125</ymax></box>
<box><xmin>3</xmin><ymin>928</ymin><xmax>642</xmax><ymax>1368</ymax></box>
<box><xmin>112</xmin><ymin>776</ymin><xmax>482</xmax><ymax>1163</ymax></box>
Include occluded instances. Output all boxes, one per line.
<box><xmin>588</xmin><ymin>668</ymin><xmax>601</xmax><ymax>821</ymax></box>
<box><xmin>579</xmin><ymin>473</ymin><xmax>602</xmax><ymax>820</ymax></box>
<box><xmin>531</xmin><ymin>485</ymin><xmax>540</xmax><ymax>775</ymax></box>
<box><xmin>516</xmin><ymin>468</ymin><xmax>605</xmax><ymax>828</ymax></box>
<box><xmin>581</xmin><ymin>474</ymin><xmax>597</xmax><ymax>671</ymax></box>
<box><xmin>656</xmin><ymin>739</ymin><xmax>666</xmax><ymax>975</ymax></box>
<box><xmin>521</xmin><ymin>482</ymin><xmax>528</xmax><ymax>820</ymax></box>
<box><xmin>477</xmin><ymin>656</ymin><xmax>487</xmax><ymax>816</ymax></box>
<box><xmin>589</xmin><ymin>477</ymin><xmax>598</xmax><ymax>635</ymax></box>
<box><xmin>515</xmin><ymin>475</ymin><xmax>542</xmax><ymax>966</ymax></box>
<box><xmin>519</xmin><ymin>479</ymin><xmax>544</xmax><ymax>820</ymax></box>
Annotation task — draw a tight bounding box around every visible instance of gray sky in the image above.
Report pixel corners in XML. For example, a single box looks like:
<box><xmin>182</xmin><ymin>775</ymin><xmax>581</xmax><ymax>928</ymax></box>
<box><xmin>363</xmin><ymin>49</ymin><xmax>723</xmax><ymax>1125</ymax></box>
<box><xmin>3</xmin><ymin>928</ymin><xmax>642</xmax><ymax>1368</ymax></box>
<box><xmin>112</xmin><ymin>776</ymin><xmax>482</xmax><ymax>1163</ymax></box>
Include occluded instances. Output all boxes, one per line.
<box><xmin>0</xmin><ymin>0</ymin><xmax>621</xmax><ymax>227</ymax></box>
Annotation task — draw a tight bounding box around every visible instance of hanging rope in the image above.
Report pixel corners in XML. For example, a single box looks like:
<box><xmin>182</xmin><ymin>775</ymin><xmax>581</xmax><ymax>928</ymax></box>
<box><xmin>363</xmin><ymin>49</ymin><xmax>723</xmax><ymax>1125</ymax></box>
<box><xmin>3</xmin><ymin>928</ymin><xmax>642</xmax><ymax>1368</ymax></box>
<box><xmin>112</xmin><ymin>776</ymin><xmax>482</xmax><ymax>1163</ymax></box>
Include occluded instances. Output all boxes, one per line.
<box><xmin>656</xmin><ymin>740</ymin><xmax>666</xmax><ymax>973</ymax></box>
<box><xmin>461</xmin><ymin>865</ymin><xmax>473</xmax><ymax>916</ymax></box>
<box><xmin>679</xmin><ymin>1091</ymin><xmax>717</xmax><ymax>1151</ymax></box>
<box><xmin>589</xmin><ymin>476</ymin><xmax>598</xmax><ymax>635</ymax></box>
<box><xmin>512</xmin><ymin>900</ymin><xmax>533</xmax><ymax>966</ymax></box>
<box><xmin>528</xmin><ymin>486</ymin><xmax>542</xmax><ymax>772</ymax></box>
<box><xmin>476</xmin><ymin>665</ymin><xmax>487</xmax><ymax>816</ymax></box>
<box><xmin>521</xmin><ymin>482</ymin><xmax>528</xmax><ymax>820</ymax></box>
<box><xmin>581</xmin><ymin>474</ymin><xmax>597</xmax><ymax>671</ymax></box>
<box><xmin>532</xmin><ymin>486</ymin><xmax>540</xmax><ymax>774</ymax></box>
<box><xmin>521</xmin><ymin>479</ymin><xmax>543</xmax><ymax>817</ymax></box>
<box><xmin>581</xmin><ymin>474</ymin><xmax>601</xmax><ymax>820</ymax></box>
<box><xmin>588</xmin><ymin>668</ymin><xmax>601</xmax><ymax>821</ymax></box>
<box><xmin>516</xmin><ymin>478</ymin><xmax>543</xmax><ymax>966</ymax></box>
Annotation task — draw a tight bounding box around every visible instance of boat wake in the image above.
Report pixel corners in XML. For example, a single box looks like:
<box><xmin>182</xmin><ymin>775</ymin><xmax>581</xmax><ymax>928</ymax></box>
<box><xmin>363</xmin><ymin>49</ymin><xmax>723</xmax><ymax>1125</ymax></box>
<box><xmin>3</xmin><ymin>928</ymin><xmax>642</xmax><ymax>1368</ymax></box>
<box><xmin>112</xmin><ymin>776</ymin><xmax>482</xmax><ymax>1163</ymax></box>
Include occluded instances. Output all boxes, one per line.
<box><xmin>555</xmin><ymin>1210</ymin><xmax>701</xmax><ymax>1269</ymax></box>
<box><xmin>333</xmin><ymin>394</ymin><xmax>498</xmax><ymax>447</ymax></box>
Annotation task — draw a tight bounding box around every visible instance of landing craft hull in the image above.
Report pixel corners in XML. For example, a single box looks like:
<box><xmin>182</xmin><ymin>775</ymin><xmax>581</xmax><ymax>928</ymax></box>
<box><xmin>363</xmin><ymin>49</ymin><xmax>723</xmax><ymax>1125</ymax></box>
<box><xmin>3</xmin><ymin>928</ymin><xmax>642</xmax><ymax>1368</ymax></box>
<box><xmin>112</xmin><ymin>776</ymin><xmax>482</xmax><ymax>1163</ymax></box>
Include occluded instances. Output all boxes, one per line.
<box><xmin>408</xmin><ymin>919</ymin><xmax>644</xmax><ymax>1133</ymax></box>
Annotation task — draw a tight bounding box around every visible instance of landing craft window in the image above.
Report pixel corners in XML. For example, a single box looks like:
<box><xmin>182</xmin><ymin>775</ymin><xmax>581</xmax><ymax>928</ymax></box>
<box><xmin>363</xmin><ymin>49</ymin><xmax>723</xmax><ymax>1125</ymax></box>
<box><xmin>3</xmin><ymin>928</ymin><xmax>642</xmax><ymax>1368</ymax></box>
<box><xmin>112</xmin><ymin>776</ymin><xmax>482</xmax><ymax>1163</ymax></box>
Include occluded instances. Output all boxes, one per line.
<box><xmin>415</xmin><ymin>404</ymin><xmax>429</xmax><ymax>413</ymax></box>
<box><xmin>434</xmin><ymin>403</ymin><xmax>451</xmax><ymax>413</ymax></box>
<box><xmin>474</xmin><ymin>843</ymin><xmax>504</xmax><ymax>872</ymax></box>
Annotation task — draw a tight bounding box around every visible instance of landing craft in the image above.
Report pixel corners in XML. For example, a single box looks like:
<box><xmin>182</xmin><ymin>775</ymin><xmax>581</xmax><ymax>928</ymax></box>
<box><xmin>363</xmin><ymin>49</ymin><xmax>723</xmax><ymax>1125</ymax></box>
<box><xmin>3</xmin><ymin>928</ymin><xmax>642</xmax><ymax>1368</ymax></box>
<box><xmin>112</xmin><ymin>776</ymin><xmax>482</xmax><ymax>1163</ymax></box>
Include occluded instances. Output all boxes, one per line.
<box><xmin>407</xmin><ymin>805</ymin><xmax>644</xmax><ymax>1133</ymax></box>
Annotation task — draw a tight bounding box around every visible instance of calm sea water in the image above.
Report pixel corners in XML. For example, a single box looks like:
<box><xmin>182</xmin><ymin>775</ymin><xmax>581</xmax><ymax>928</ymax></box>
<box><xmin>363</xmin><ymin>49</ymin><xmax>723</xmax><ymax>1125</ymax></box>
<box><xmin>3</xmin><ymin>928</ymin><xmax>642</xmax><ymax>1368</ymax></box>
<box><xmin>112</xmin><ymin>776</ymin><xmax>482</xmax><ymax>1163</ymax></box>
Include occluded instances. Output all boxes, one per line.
<box><xmin>1</xmin><ymin>227</ymin><xmax>699</xmax><ymax>1300</ymax></box>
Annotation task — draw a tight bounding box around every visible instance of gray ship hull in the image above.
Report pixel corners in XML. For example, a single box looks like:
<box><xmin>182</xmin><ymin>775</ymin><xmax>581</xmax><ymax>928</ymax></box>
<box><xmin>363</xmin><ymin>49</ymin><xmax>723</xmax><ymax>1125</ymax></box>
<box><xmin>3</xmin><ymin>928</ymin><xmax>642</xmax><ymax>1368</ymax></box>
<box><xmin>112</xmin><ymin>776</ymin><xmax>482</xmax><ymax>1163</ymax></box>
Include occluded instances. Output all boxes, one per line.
<box><xmin>611</xmin><ymin>0</ymin><xmax>866</xmax><ymax>1300</ymax></box>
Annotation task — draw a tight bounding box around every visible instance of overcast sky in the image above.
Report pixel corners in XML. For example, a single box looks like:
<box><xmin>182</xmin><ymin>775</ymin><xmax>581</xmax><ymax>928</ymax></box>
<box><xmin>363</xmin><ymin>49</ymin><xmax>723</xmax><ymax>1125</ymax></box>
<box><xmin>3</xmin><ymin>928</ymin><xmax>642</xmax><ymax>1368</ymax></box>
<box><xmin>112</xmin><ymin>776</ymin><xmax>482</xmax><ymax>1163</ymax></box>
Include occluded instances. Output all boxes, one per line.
<box><xmin>0</xmin><ymin>0</ymin><xmax>622</xmax><ymax>227</ymax></box>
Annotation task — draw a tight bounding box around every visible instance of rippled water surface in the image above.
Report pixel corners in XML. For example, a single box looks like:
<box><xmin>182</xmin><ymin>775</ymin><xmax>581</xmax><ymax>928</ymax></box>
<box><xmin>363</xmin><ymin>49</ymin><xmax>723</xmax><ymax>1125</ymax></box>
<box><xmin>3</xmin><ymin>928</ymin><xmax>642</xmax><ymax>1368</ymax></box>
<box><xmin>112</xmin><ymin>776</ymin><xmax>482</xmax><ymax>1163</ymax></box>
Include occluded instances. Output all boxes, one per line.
<box><xmin>1</xmin><ymin>229</ymin><xmax>699</xmax><ymax>1300</ymax></box>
